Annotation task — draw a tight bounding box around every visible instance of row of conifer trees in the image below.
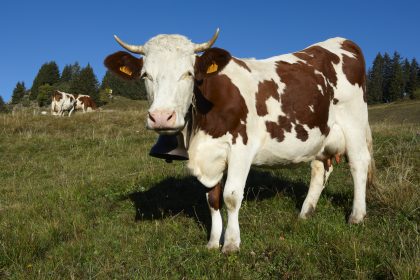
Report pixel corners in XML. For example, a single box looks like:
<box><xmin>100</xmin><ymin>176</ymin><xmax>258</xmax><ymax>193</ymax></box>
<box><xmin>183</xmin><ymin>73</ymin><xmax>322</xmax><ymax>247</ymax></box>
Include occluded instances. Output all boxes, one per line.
<box><xmin>9</xmin><ymin>61</ymin><xmax>147</xmax><ymax>108</ymax></box>
<box><xmin>4</xmin><ymin>53</ymin><xmax>419</xmax><ymax>111</ymax></box>
<box><xmin>366</xmin><ymin>52</ymin><xmax>419</xmax><ymax>103</ymax></box>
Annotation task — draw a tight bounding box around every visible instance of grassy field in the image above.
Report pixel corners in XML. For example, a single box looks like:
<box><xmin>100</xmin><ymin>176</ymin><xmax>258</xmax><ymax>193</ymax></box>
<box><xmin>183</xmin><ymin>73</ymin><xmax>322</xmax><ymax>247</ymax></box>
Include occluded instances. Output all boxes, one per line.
<box><xmin>0</xmin><ymin>98</ymin><xmax>419</xmax><ymax>279</ymax></box>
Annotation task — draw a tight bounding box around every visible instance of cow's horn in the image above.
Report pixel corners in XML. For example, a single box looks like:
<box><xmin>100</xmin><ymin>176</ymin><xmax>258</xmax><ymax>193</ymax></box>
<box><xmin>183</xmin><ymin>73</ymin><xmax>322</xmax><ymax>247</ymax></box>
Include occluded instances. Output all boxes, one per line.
<box><xmin>193</xmin><ymin>28</ymin><xmax>220</xmax><ymax>53</ymax></box>
<box><xmin>113</xmin><ymin>35</ymin><xmax>145</xmax><ymax>55</ymax></box>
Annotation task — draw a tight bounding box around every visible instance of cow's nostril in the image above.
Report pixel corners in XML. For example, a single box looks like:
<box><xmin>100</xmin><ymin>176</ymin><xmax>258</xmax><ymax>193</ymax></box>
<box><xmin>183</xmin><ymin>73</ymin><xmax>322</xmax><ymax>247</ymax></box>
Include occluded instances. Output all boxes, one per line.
<box><xmin>148</xmin><ymin>113</ymin><xmax>156</xmax><ymax>123</ymax></box>
<box><xmin>167</xmin><ymin>112</ymin><xmax>175</xmax><ymax>121</ymax></box>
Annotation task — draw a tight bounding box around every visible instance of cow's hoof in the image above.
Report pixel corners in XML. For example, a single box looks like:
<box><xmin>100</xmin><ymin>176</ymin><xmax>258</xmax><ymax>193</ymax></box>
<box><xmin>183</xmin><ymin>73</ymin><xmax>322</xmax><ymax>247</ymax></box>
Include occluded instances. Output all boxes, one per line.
<box><xmin>348</xmin><ymin>211</ymin><xmax>366</xmax><ymax>224</ymax></box>
<box><xmin>299</xmin><ymin>205</ymin><xmax>315</xmax><ymax>220</ymax></box>
<box><xmin>222</xmin><ymin>243</ymin><xmax>240</xmax><ymax>254</ymax></box>
<box><xmin>206</xmin><ymin>242</ymin><xmax>221</xmax><ymax>250</ymax></box>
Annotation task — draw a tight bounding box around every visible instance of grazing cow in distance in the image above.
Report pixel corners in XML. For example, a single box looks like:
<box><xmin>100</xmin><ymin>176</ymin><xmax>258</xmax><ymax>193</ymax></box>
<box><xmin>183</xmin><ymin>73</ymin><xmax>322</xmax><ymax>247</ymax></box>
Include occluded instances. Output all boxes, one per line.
<box><xmin>51</xmin><ymin>90</ymin><xmax>76</xmax><ymax>116</ymax></box>
<box><xmin>75</xmin><ymin>94</ymin><xmax>97</xmax><ymax>113</ymax></box>
<box><xmin>104</xmin><ymin>29</ymin><xmax>374</xmax><ymax>253</ymax></box>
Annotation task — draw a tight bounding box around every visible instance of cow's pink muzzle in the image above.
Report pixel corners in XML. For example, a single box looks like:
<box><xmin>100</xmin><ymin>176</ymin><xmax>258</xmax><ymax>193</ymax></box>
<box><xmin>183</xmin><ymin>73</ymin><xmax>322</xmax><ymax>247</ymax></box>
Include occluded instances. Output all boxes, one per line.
<box><xmin>147</xmin><ymin>109</ymin><xmax>178</xmax><ymax>132</ymax></box>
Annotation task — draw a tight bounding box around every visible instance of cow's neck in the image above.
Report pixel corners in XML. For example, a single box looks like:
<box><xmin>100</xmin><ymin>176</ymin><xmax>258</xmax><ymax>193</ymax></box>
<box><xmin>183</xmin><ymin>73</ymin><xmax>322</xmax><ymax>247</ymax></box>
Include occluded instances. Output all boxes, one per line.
<box><xmin>190</xmin><ymin>73</ymin><xmax>249</xmax><ymax>145</ymax></box>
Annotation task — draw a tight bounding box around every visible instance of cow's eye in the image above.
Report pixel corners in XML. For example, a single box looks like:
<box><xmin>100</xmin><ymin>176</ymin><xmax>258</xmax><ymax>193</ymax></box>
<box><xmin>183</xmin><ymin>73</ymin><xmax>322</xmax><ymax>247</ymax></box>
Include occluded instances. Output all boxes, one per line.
<box><xmin>180</xmin><ymin>71</ymin><xmax>194</xmax><ymax>80</ymax></box>
<box><xmin>141</xmin><ymin>72</ymin><xmax>153</xmax><ymax>81</ymax></box>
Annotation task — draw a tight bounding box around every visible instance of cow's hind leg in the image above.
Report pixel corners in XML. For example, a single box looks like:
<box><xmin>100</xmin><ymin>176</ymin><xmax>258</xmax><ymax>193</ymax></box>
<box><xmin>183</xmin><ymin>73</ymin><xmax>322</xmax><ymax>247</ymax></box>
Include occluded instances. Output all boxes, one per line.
<box><xmin>206</xmin><ymin>182</ymin><xmax>223</xmax><ymax>249</ymax></box>
<box><xmin>347</xmin><ymin>132</ymin><xmax>371</xmax><ymax>224</ymax></box>
<box><xmin>299</xmin><ymin>159</ymin><xmax>333</xmax><ymax>219</ymax></box>
<box><xmin>345</xmin><ymin>127</ymin><xmax>371</xmax><ymax>224</ymax></box>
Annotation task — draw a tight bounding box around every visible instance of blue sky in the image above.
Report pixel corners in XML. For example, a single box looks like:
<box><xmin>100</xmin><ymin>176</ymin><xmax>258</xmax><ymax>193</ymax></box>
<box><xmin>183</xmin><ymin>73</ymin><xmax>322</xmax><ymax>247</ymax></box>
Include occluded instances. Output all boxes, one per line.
<box><xmin>1</xmin><ymin>0</ymin><xmax>419</xmax><ymax>102</ymax></box>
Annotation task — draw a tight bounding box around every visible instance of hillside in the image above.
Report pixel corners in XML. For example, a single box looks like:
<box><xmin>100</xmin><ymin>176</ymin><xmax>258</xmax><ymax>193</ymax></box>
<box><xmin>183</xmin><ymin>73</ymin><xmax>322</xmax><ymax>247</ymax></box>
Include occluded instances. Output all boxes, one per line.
<box><xmin>368</xmin><ymin>100</ymin><xmax>420</xmax><ymax>124</ymax></box>
<box><xmin>0</xmin><ymin>99</ymin><xmax>418</xmax><ymax>279</ymax></box>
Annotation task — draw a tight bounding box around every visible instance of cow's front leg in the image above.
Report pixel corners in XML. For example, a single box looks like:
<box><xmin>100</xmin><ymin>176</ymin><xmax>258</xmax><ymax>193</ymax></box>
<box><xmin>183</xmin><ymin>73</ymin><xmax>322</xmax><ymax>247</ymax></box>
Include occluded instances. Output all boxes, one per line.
<box><xmin>68</xmin><ymin>107</ymin><xmax>75</xmax><ymax>117</ymax></box>
<box><xmin>206</xmin><ymin>182</ymin><xmax>223</xmax><ymax>249</ymax></box>
<box><xmin>222</xmin><ymin>153</ymin><xmax>252</xmax><ymax>254</ymax></box>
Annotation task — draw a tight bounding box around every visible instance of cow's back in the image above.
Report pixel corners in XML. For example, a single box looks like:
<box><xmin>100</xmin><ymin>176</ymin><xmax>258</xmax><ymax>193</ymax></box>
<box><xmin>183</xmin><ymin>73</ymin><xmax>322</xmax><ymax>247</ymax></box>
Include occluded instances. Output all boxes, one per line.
<box><xmin>216</xmin><ymin>37</ymin><xmax>367</xmax><ymax>165</ymax></box>
<box><xmin>76</xmin><ymin>95</ymin><xmax>97</xmax><ymax>111</ymax></box>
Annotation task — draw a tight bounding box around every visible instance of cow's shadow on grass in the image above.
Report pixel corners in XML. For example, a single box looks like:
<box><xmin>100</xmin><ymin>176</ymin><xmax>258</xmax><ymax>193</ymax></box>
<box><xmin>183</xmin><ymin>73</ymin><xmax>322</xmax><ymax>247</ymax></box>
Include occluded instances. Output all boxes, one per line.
<box><xmin>125</xmin><ymin>168</ymin><xmax>326</xmax><ymax>236</ymax></box>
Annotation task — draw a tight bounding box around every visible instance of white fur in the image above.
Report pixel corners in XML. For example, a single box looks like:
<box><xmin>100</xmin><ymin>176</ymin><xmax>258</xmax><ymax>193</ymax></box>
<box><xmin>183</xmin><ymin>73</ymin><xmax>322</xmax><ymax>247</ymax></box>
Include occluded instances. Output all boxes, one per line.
<box><xmin>142</xmin><ymin>35</ymin><xmax>196</xmax><ymax>132</ymax></box>
<box><xmin>187</xmin><ymin>131</ymin><xmax>229</xmax><ymax>188</ymax></box>
<box><xmin>51</xmin><ymin>91</ymin><xmax>76</xmax><ymax>117</ymax></box>
<box><xmin>206</xmin><ymin>193</ymin><xmax>223</xmax><ymax>249</ymax></box>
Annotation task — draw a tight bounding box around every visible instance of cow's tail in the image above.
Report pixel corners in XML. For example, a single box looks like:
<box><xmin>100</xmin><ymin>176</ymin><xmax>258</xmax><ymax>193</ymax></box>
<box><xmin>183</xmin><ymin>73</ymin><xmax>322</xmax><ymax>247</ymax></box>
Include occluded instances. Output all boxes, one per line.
<box><xmin>366</xmin><ymin>124</ymin><xmax>375</xmax><ymax>187</ymax></box>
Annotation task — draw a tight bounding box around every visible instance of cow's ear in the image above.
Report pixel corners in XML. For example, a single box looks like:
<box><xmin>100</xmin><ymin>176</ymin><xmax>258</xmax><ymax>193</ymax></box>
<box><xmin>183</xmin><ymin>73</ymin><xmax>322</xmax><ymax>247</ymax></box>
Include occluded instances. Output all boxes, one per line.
<box><xmin>194</xmin><ymin>48</ymin><xmax>231</xmax><ymax>79</ymax></box>
<box><xmin>104</xmin><ymin>51</ymin><xmax>143</xmax><ymax>80</ymax></box>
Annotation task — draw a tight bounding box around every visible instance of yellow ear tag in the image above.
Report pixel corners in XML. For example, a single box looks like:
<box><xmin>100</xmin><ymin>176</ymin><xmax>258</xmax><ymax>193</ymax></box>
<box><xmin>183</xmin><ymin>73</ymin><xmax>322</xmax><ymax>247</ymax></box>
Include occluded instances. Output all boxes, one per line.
<box><xmin>119</xmin><ymin>66</ymin><xmax>132</xmax><ymax>76</ymax></box>
<box><xmin>206</xmin><ymin>62</ymin><xmax>218</xmax><ymax>74</ymax></box>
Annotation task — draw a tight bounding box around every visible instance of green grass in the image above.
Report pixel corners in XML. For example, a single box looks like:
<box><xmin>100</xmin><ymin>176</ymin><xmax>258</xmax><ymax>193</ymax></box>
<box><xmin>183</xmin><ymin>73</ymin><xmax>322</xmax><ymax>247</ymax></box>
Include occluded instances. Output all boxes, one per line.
<box><xmin>0</xmin><ymin>98</ymin><xmax>419</xmax><ymax>279</ymax></box>
<box><xmin>368</xmin><ymin>100</ymin><xmax>420</xmax><ymax>124</ymax></box>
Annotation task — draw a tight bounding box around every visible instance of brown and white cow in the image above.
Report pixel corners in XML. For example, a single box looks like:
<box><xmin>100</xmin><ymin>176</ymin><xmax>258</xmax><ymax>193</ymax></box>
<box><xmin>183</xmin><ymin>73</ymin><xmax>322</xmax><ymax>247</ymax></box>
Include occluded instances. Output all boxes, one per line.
<box><xmin>51</xmin><ymin>90</ymin><xmax>76</xmax><ymax>116</ymax></box>
<box><xmin>104</xmin><ymin>29</ymin><xmax>374</xmax><ymax>253</ymax></box>
<box><xmin>74</xmin><ymin>94</ymin><xmax>97</xmax><ymax>113</ymax></box>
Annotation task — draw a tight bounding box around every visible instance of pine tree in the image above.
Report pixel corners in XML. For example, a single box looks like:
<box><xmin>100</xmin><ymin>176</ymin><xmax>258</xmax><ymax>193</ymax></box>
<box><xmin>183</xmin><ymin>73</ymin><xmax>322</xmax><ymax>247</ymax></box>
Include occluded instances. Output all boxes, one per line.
<box><xmin>388</xmin><ymin>52</ymin><xmax>404</xmax><ymax>101</ymax></box>
<box><xmin>0</xmin><ymin>95</ymin><xmax>8</xmax><ymax>113</ymax></box>
<box><xmin>11</xmin><ymin>81</ymin><xmax>27</xmax><ymax>104</ymax></box>
<box><xmin>407</xmin><ymin>58</ymin><xmax>418</xmax><ymax>99</ymax></box>
<box><xmin>70</xmin><ymin>64</ymin><xmax>100</xmax><ymax>104</ymax></box>
<box><xmin>382</xmin><ymin>53</ymin><xmax>392</xmax><ymax>102</ymax></box>
<box><xmin>60</xmin><ymin>62</ymin><xmax>81</xmax><ymax>83</ymax></box>
<box><xmin>30</xmin><ymin>61</ymin><xmax>60</xmax><ymax>100</ymax></box>
<box><xmin>46</xmin><ymin>61</ymin><xmax>60</xmax><ymax>84</ymax></box>
<box><xmin>366</xmin><ymin>53</ymin><xmax>384</xmax><ymax>104</ymax></box>
<box><xmin>402</xmin><ymin>58</ymin><xmax>411</xmax><ymax>94</ymax></box>
<box><xmin>101</xmin><ymin>70</ymin><xmax>147</xmax><ymax>100</ymax></box>
<box><xmin>71</xmin><ymin>62</ymin><xmax>81</xmax><ymax>77</ymax></box>
<box><xmin>57</xmin><ymin>62</ymin><xmax>81</xmax><ymax>92</ymax></box>
<box><xmin>37</xmin><ymin>84</ymin><xmax>56</xmax><ymax>107</ymax></box>
<box><xmin>418</xmin><ymin>64</ymin><xmax>420</xmax><ymax>86</ymax></box>
<box><xmin>61</xmin><ymin>64</ymin><xmax>73</xmax><ymax>83</ymax></box>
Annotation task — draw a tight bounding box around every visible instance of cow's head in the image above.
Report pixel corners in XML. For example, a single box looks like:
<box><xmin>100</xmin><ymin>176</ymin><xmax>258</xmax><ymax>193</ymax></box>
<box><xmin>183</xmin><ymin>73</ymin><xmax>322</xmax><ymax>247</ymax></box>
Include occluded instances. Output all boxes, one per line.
<box><xmin>104</xmin><ymin>29</ymin><xmax>220</xmax><ymax>135</ymax></box>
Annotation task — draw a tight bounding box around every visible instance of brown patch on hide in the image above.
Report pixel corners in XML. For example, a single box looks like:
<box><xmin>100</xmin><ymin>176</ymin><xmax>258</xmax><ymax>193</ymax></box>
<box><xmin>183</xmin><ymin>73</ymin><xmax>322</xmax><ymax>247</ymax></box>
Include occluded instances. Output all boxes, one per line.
<box><xmin>294</xmin><ymin>46</ymin><xmax>340</xmax><ymax>87</ymax></box>
<box><xmin>52</xmin><ymin>91</ymin><xmax>63</xmax><ymax>102</ymax></box>
<box><xmin>341</xmin><ymin>40</ymin><xmax>367</xmax><ymax>102</ymax></box>
<box><xmin>78</xmin><ymin>96</ymin><xmax>97</xmax><ymax>110</ymax></box>
<box><xmin>207</xmin><ymin>182</ymin><xmax>222</xmax><ymax>210</ymax></box>
<box><xmin>265</xmin><ymin>115</ymin><xmax>293</xmax><ymax>142</ymax></box>
<box><xmin>232</xmin><ymin>58</ymin><xmax>251</xmax><ymax>72</ymax></box>
<box><xmin>194</xmin><ymin>50</ymin><xmax>249</xmax><ymax>145</ymax></box>
<box><xmin>265</xmin><ymin>45</ymin><xmax>340</xmax><ymax>142</ymax></box>
<box><xmin>295</xmin><ymin>124</ymin><xmax>309</xmax><ymax>141</ymax></box>
<box><xmin>255</xmin><ymin>79</ymin><xmax>280</xmax><ymax>116</ymax></box>
<box><xmin>265</xmin><ymin>121</ymin><xmax>285</xmax><ymax>142</ymax></box>
<box><xmin>194</xmin><ymin>74</ymin><xmax>248</xmax><ymax>145</ymax></box>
